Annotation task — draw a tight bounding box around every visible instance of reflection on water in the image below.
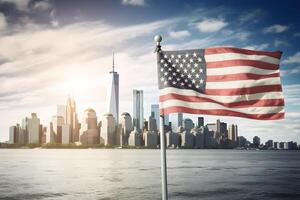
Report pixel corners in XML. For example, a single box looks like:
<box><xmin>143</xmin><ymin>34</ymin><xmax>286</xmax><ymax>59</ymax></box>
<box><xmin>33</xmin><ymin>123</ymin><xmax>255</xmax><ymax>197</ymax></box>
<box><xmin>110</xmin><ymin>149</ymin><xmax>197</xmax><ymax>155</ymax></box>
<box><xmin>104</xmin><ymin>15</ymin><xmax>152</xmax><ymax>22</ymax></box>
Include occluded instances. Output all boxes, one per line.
<box><xmin>0</xmin><ymin>149</ymin><xmax>300</xmax><ymax>200</ymax></box>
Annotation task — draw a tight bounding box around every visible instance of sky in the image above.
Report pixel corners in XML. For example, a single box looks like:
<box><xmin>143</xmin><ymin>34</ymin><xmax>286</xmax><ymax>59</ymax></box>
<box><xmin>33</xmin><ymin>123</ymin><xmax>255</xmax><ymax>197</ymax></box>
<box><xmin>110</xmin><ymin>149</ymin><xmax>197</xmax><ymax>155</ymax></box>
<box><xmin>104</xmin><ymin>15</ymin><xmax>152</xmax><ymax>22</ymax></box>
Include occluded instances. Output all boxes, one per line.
<box><xmin>0</xmin><ymin>0</ymin><xmax>300</xmax><ymax>143</ymax></box>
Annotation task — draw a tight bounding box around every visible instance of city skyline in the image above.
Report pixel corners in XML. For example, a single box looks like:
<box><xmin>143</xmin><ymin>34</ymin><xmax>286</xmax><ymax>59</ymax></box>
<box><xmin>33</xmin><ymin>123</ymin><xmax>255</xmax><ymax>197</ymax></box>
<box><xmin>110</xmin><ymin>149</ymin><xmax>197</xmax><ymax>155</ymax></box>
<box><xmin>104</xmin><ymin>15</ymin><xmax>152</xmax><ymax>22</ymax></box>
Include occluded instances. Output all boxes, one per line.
<box><xmin>0</xmin><ymin>0</ymin><xmax>300</xmax><ymax>143</ymax></box>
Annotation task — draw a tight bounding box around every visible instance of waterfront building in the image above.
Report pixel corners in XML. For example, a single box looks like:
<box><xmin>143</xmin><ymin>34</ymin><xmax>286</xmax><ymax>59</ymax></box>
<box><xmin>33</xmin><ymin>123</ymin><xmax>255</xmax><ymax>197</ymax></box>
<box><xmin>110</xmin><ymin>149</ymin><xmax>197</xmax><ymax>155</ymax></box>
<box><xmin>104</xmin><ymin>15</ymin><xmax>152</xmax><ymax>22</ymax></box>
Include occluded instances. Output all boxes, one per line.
<box><xmin>171</xmin><ymin>113</ymin><xmax>183</xmax><ymax>132</ymax></box>
<box><xmin>238</xmin><ymin>136</ymin><xmax>247</xmax><ymax>147</ymax></box>
<box><xmin>228</xmin><ymin>124</ymin><xmax>238</xmax><ymax>143</ymax></box>
<box><xmin>80</xmin><ymin>108</ymin><xmax>99</xmax><ymax>145</ymax></box>
<box><xmin>274</xmin><ymin>142</ymin><xmax>279</xmax><ymax>149</ymax></box>
<box><xmin>62</xmin><ymin>124</ymin><xmax>71</xmax><ymax>144</ymax></box>
<box><xmin>204</xmin><ymin>126</ymin><xmax>216</xmax><ymax>148</ymax></box>
<box><xmin>151</xmin><ymin>104</ymin><xmax>160</xmax><ymax>128</ymax></box>
<box><xmin>253</xmin><ymin>136</ymin><xmax>261</xmax><ymax>148</ymax></box>
<box><xmin>119</xmin><ymin>112</ymin><xmax>133</xmax><ymax>146</ymax></box>
<box><xmin>183</xmin><ymin>118</ymin><xmax>194</xmax><ymax>132</ymax></box>
<box><xmin>133</xmin><ymin>89</ymin><xmax>144</xmax><ymax>131</ymax></box>
<box><xmin>265</xmin><ymin>140</ymin><xmax>274</xmax><ymax>148</ymax></box>
<box><xmin>128</xmin><ymin>127</ymin><xmax>142</xmax><ymax>146</ymax></box>
<box><xmin>26</xmin><ymin>113</ymin><xmax>41</xmax><ymax>144</ymax></box>
<box><xmin>181</xmin><ymin>130</ymin><xmax>195</xmax><ymax>148</ymax></box>
<box><xmin>166</xmin><ymin>129</ymin><xmax>181</xmax><ymax>148</ymax></box>
<box><xmin>192</xmin><ymin>127</ymin><xmax>205</xmax><ymax>149</ymax></box>
<box><xmin>107</xmin><ymin>54</ymin><xmax>119</xmax><ymax>123</ymax></box>
<box><xmin>57</xmin><ymin>105</ymin><xmax>67</xmax><ymax>124</ymax></box>
<box><xmin>51</xmin><ymin>115</ymin><xmax>64</xmax><ymax>143</ymax></box>
<box><xmin>66</xmin><ymin>97</ymin><xmax>80</xmax><ymax>142</ymax></box>
<box><xmin>100</xmin><ymin>113</ymin><xmax>116</xmax><ymax>146</ymax></box>
<box><xmin>9</xmin><ymin>126</ymin><xmax>17</xmax><ymax>144</ymax></box>
<box><xmin>148</xmin><ymin>112</ymin><xmax>157</xmax><ymax>131</ymax></box>
<box><xmin>197</xmin><ymin>117</ymin><xmax>204</xmax><ymax>128</ymax></box>
<box><xmin>144</xmin><ymin>131</ymin><xmax>158</xmax><ymax>148</ymax></box>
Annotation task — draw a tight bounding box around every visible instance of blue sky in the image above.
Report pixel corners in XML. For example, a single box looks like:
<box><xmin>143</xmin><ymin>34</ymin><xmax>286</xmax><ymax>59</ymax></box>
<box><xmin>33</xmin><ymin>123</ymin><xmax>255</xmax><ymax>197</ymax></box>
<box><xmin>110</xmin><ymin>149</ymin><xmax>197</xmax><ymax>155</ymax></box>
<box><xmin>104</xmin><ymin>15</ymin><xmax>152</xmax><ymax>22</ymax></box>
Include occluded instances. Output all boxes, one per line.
<box><xmin>0</xmin><ymin>0</ymin><xmax>299</xmax><ymax>143</ymax></box>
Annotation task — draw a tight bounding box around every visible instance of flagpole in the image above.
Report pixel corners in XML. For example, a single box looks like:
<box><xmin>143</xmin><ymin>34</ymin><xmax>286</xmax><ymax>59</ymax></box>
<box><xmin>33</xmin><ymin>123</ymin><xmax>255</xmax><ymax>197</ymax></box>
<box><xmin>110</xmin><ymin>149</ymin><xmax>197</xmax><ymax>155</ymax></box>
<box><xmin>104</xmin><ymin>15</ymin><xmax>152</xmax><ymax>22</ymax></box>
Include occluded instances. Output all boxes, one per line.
<box><xmin>154</xmin><ymin>35</ymin><xmax>168</xmax><ymax>200</ymax></box>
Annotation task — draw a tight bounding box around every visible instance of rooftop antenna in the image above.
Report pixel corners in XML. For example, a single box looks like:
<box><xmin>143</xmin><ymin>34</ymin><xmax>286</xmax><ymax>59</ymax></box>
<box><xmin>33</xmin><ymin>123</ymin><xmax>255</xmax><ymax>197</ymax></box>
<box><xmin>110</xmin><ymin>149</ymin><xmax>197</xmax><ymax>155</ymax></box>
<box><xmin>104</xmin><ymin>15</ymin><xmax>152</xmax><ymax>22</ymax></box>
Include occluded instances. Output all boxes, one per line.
<box><xmin>112</xmin><ymin>52</ymin><xmax>115</xmax><ymax>73</ymax></box>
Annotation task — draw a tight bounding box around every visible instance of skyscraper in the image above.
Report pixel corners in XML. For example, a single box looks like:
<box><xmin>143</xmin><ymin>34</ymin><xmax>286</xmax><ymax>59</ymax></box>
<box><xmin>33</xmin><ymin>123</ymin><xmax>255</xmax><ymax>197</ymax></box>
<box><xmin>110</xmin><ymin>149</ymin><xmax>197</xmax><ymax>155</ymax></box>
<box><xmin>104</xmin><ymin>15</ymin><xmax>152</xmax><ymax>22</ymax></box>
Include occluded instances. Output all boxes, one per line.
<box><xmin>66</xmin><ymin>96</ymin><xmax>80</xmax><ymax>142</ymax></box>
<box><xmin>151</xmin><ymin>104</ymin><xmax>160</xmax><ymax>128</ymax></box>
<box><xmin>119</xmin><ymin>112</ymin><xmax>133</xmax><ymax>146</ymax></box>
<box><xmin>133</xmin><ymin>89</ymin><xmax>144</xmax><ymax>131</ymax></box>
<box><xmin>27</xmin><ymin>113</ymin><xmax>40</xmax><ymax>144</ymax></box>
<box><xmin>51</xmin><ymin>115</ymin><xmax>64</xmax><ymax>143</ymax></box>
<box><xmin>100</xmin><ymin>113</ymin><xmax>116</xmax><ymax>145</ymax></box>
<box><xmin>107</xmin><ymin>54</ymin><xmax>119</xmax><ymax>123</ymax></box>
<box><xmin>171</xmin><ymin>113</ymin><xmax>183</xmax><ymax>132</ymax></box>
<box><xmin>80</xmin><ymin>108</ymin><xmax>99</xmax><ymax>145</ymax></box>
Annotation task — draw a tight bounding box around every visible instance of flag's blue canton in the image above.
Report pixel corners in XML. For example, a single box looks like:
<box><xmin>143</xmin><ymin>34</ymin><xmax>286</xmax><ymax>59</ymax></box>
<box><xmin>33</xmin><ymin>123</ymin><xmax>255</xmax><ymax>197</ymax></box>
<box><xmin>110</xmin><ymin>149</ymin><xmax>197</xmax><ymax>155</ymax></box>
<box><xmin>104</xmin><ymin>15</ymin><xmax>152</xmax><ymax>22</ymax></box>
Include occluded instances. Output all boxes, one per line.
<box><xmin>157</xmin><ymin>49</ymin><xmax>206</xmax><ymax>93</ymax></box>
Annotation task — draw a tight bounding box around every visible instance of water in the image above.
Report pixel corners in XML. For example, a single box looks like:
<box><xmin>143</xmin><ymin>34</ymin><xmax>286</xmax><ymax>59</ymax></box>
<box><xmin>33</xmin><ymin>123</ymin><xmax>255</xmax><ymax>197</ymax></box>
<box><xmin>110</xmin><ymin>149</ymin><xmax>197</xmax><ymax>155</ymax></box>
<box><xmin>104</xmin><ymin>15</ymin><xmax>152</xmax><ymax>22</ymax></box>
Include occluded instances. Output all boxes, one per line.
<box><xmin>0</xmin><ymin>149</ymin><xmax>300</xmax><ymax>200</ymax></box>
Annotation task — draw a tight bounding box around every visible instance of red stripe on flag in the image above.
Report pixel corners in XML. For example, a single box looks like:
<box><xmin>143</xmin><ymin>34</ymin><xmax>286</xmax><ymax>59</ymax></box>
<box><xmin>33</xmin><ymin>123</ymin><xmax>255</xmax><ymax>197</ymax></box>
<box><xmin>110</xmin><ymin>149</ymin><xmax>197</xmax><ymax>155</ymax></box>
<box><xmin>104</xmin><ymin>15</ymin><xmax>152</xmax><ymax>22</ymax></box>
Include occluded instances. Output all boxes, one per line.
<box><xmin>160</xmin><ymin>106</ymin><xmax>284</xmax><ymax>120</ymax></box>
<box><xmin>159</xmin><ymin>93</ymin><xmax>285</xmax><ymax>108</ymax></box>
<box><xmin>206</xmin><ymin>73</ymin><xmax>280</xmax><ymax>82</ymax></box>
<box><xmin>204</xmin><ymin>47</ymin><xmax>282</xmax><ymax>59</ymax></box>
<box><xmin>206</xmin><ymin>60</ymin><xmax>279</xmax><ymax>70</ymax></box>
<box><xmin>205</xmin><ymin>85</ymin><xmax>282</xmax><ymax>96</ymax></box>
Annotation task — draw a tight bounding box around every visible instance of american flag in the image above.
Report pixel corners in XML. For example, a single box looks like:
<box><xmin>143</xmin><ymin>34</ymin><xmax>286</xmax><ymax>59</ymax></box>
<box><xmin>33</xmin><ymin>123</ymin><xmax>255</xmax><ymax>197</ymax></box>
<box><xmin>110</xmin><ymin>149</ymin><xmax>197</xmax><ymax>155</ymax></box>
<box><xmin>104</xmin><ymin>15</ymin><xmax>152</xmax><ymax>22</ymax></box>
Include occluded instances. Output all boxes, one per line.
<box><xmin>157</xmin><ymin>47</ymin><xmax>284</xmax><ymax>120</ymax></box>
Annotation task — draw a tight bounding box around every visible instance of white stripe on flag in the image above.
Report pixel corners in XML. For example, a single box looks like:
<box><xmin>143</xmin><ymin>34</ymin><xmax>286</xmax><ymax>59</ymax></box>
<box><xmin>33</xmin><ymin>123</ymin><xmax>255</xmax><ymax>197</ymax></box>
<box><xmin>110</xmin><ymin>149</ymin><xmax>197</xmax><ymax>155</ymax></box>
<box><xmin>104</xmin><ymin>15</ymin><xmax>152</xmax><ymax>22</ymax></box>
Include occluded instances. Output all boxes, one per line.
<box><xmin>159</xmin><ymin>87</ymin><xmax>284</xmax><ymax>103</ymax></box>
<box><xmin>205</xmin><ymin>53</ymin><xmax>280</xmax><ymax>64</ymax></box>
<box><xmin>207</xmin><ymin>66</ymin><xmax>279</xmax><ymax>76</ymax></box>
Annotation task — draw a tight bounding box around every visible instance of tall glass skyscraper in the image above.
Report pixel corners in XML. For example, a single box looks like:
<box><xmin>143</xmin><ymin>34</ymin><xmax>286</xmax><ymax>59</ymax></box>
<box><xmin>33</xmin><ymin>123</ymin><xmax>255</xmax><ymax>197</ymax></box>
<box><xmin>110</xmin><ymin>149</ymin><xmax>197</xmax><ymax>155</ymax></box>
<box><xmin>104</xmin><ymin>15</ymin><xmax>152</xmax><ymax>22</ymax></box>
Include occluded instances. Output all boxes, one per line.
<box><xmin>133</xmin><ymin>89</ymin><xmax>143</xmax><ymax>131</ymax></box>
<box><xmin>107</xmin><ymin>54</ymin><xmax>119</xmax><ymax>123</ymax></box>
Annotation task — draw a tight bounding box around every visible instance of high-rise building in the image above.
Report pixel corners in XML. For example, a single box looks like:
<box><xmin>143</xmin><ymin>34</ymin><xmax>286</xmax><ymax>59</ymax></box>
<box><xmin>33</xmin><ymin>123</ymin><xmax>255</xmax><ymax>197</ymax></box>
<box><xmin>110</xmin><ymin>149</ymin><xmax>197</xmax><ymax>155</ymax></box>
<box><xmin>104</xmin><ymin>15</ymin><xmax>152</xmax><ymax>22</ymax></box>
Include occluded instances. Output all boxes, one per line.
<box><xmin>133</xmin><ymin>89</ymin><xmax>144</xmax><ymax>131</ymax></box>
<box><xmin>181</xmin><ymin>130</ymin><xmax>195</xmax><ymax>148</ymax></box>
<box><xmin>57</xmin><ymin>105</ymin><xmax>67</xmax><ymax>124</ymax></box>
<box><xmin>171</xmin><ymin>113</ymin><xmax>183</xmax><ymax>132</ymax></box>
<box><xmin>119</xmin><ymin>112</ymin><xmax>133</xmax><ymax>146</ymax></box>
<box><xmin>9</xmin><ymin>126</ymin><xmax>17</xmax><ymax>144</ymax></box>
<box><xmin>62</xmin><ymin>124</ymin><xmax>71</xmax><ymax>144</ymax></box>
<box><xmin>183</xmin><ymin>118</ymin><xmax>194</xmax><ymax>132</ymax></box>
<box><xmin>144</xmin><ymin>131</ymin><xmax>158</xmax><ymax>148</ymax></box>
<box><xmin>100</xmin><ymin>113</ymin><xmax>116</xmax><ymax>145</ymax></box>
<box><xmin>151</xmin><ymin>104</ymin><xmax>160</xmax><ymax>128</ymax></box>
<box><xmin>228</xmin><ymin>124</ymin><xmax>238</xmax><ymax>142</ymax></box>
<box><xmin>107</xmin><ymin>54</ymin><xmax>119</xmax><ymax>123</ymax></box>
<box><xmin>253</xmin><ymin>136</ymin><xmax>261</xmax><ymax>148</ymax></box>
<box><xmin>26</xmin><ymin>113</ymin><xmax>40</xmax><ymax>144</ymax></box>
<box><xmin>197</xmin><ymin>117</ymin><xmax>204</xmax><ymax>127</ymax></box>
<box><xmin>51</xmin><ymin>115</ymin><xmax>64</xmax><ymax>143</ymax></box>
<box><xmin>80</xmin><ymin>108</ymin><xmax>99</xmax><ymax>145</ymax></box>
<box><xmin>128</xmin><ymin>127</ymin><xmax>142</xmax><ymax>146</ymax></box>
<box><xmin>148</xmin><ymin>112</ymin><xmax>157</xmax><ymax>131</ymax></box>
<box><xmin>192</xmin><ymin>127</ymin><xmax>204</xmax><ymax>149</ymax></box>
<box><xmin>66</xmin><ymin>97</ymin><xmax>80</xmax><ymax>142</ymax></box>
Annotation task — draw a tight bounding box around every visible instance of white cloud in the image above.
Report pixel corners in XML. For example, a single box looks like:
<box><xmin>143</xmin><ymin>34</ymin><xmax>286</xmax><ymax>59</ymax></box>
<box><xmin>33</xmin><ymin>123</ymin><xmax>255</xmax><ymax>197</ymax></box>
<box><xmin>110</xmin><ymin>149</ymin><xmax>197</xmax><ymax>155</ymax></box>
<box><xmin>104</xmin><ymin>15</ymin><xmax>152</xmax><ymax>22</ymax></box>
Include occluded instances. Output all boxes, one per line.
<box><xmin>239</xmin><ymin>9</ymin><xmax>263</xmax><ymax>23</ymax></box>
<box><xmin>122</xmin><ymin>0</ymin><xmax>145</xmax><ymax>6</ymax></box>
<box><xmin>0</xmin><ymin>0</ymin><xmax>31</xmax><ymax>11</ymax></box>
<box><xmin>234</xmin><ymin>32</ymin><xmax>251</xmax><ymax>41</ymax></box>
<box><xmin>274</xmin><ymin>39</ymin><xmax>289</xmax><ymax>47</ymax></box>
<box><xmin>168</xmin><ymin>30</ymin><xmax>190</xmax><ymax>39</ymax></box>
<box><xmin>0</xmin><ymin>12</ymin><xmax>6</xmax><ymax>31</ymax></box>
<box><xmin>263</xmin><ymin>24</ymin><xmax>289</xmax><ymax>33</ymax></box>
<box><xmin>196</xmin><ymin>18</ymin><xmax>228</xmax><ymax>32</ymax></box>
<box><xmin>282</xmin><ymin>52</ymin><xmax>300</xmax><ymax>64</ymax></box>
<box><xmin>33</xmin><ymin>1</ymin><xmax>52</xmax><ymax>11</ymax></box>
<box><xmin>243</xmin><ymin>43</ymin><xmax>269</xmax><ymax>51</ymax></box>
<box><xmin>281</xmin><ymin>66</ymin><xmax>300</xmax><ymax>76</ymax></box>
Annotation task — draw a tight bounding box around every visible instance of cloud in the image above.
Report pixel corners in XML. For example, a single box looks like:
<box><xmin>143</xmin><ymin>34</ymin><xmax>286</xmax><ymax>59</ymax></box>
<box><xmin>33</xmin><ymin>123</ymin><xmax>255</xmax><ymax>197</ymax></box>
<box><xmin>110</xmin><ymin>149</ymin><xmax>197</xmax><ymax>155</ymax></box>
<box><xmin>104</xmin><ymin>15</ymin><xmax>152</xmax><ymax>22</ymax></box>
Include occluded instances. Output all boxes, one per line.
<box><xmin>274</xmin><ymin>39</ymin><xmax>289</xmax><ymax>47</ymax></box>
<box><xmin>33</xmin><ymin>0</ymin><xmax>52</xmax><ymax>11</ymax></box>
<box><xmin>233</xmin><ymin>32</ymin><xmax>251</xmax><ymax>41</ymax></box>
<box><xmin>282</xmin><ymin>52</ymin><xmax>300</xmax><ymax>64</ymax></box>
<box><xmin>122</xmin><ymin>0</ymin><xmax>146</xmax><ymax>6</ymax></box>
<box><xmin>243</xmin><ymin>43</ymin><xmax>269</xmax><ymax>51</ymax></box>
<box><xmin>239</xmin><ymin>9</ymin><xmax>263</xmax><ymax>23</ymax></box>
<box><xmin>281</xmin><ymin>66</ymin><xmax>300</xmax><ymax>76</ymax></box>
<box><xmin>263</xmin><ymin>24</ymin><xmax>289</xmax><ymax>33</ymax></box>
<box><xmin>168</xmin><ymin>30</ymin><xmax>190</xmax><ymax>39</ymax></box>
<box><xmin>0</xmin><ymin>12</ymin><xmax>6</xmax><ymax>31</ymax></box>
<box><xmin>0</xmin><ymin>0</ymin><xmax>31</xmax><ymax>11</ymax></box>
<box><xmin>196</xmin><ymin>18</ymin><xmax>228</xmax><ymax>32</ymax></box>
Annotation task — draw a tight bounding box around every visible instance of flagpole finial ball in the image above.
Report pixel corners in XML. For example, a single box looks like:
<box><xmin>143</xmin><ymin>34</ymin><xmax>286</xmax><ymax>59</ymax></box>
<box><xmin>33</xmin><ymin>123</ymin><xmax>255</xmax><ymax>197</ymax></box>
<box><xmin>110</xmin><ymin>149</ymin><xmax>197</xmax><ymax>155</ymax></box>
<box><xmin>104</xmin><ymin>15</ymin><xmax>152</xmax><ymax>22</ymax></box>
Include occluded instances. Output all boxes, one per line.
<box><xmin>154</xmin><ymin>35</ymin><xmax>162</xmax><ymax>43</ymax></box>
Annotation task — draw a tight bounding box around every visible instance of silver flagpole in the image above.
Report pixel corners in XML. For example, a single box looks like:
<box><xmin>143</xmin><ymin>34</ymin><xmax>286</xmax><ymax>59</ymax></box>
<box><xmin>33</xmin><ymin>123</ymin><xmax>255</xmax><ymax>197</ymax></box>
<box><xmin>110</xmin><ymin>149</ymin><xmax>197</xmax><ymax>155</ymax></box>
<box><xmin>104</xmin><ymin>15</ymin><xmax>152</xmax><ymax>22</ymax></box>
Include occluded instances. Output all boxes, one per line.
<box><xmin>154</xmin><ymin>35</ymin><xmax>168</xmax><ymax>200</ymax></box>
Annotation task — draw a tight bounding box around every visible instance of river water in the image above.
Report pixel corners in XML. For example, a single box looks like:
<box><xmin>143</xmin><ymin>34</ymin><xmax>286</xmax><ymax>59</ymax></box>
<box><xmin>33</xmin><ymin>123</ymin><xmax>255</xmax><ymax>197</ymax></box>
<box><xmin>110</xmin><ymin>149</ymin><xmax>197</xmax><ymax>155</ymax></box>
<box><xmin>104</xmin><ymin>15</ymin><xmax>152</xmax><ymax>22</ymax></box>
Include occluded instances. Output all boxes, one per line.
<box><xmin>0</xmin><ymin>149</ymin><xmax>299</xmax><ymax>200</ymax></box>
